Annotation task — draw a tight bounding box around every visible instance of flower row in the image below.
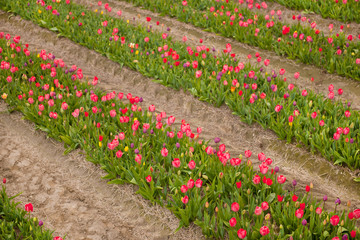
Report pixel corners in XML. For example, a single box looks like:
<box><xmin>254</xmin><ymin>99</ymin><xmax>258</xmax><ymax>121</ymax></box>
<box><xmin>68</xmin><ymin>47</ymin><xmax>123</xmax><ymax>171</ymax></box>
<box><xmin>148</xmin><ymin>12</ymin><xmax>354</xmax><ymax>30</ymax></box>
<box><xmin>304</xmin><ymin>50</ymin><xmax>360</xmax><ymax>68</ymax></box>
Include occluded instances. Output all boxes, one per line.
<box><xmin>0</xmin><ymin>179</ymin><xmax>63</xmax><ymax>239</ymax></box>
<box><xmin>261</xmin><ymin>0</ymin><xmax>360</xmax><ymax>23</ymax></box>
<box><xmin>3</xmin><ymin>0</ymin><xmax>360</xmax><ymax>169</ymax></box>
<box><xmin>116</xmin><ymin>0</ymin><xmax>360</xmax><ymax>80</ymax></box>
<box><xmin>1</xmin><ymin>32</ymin><xmax>359</xmax><ymax>239</ymax></box>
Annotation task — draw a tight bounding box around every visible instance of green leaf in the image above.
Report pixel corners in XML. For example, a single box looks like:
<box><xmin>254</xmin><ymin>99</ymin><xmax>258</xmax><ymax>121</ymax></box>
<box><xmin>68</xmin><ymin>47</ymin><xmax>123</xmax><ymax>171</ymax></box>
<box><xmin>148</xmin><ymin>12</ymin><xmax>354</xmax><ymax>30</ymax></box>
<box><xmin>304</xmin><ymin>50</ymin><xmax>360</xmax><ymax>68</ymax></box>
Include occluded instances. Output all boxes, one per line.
<box><xmin>353</xmin><ymin>177</ymin><xmax>360</xmax><ymax>182</ymax></box>
<box><xmin>107</xmin><ymin>179</ymin><xmax>124</xmax><ymax>185</ymax></box>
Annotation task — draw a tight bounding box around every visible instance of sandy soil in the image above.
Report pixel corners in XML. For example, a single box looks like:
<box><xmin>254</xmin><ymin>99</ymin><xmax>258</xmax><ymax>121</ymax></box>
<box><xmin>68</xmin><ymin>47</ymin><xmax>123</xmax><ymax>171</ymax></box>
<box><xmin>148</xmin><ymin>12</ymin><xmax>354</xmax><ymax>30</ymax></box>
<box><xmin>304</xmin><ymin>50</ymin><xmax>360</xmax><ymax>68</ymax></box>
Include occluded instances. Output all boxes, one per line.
<box><xmin>75</xmin><ymin>0</ymin><xmax>360</xmax><ymax>110</ymax></box>
<box><xmin>1</xmin><ymin>3</ymin><xmax>360</xmax><ymax>239</ymax></box>
<box><xmin>0</xmin><ymin>102</ymin><xmax>204</xmax><ymax>239</ymax></box>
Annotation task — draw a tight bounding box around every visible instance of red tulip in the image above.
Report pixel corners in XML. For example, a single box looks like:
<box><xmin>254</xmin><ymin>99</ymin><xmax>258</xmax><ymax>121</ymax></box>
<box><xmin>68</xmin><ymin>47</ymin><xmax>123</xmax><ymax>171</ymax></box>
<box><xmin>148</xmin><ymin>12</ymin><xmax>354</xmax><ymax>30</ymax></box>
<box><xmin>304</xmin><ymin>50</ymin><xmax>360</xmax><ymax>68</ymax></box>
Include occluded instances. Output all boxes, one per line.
<box><xmin>236</xmin><ymin>181</ymin><xmax>242</xmax><ymax>188</ymax></box>
<box><xmin>316</xmin><ymin>207</ymin><xmax>322</xmax><ymax>214</ymax></box>
<box><xmin>145</xmin><ymin>175</ymin><xmax>152</xmax><ymax>183</ymax></box>
<box><xmin>146</xmin><ymin>17</ymin><xmax>151</xmax><ymax>22</ymax></box>
<box><xmin>253</xmin><ymin>174</ymin><xmax>261</xmax><ymax>184</ymax></box>
<box><xmin>277</xmin><ymin>175</ymin><xmax>286</xmax><ymax>184</ymax></box>
<box><xmin>187</xmin><ymin>179</ymin><xmax>194</xmax><ymax>189</ymax></box>
<box><xmin>237</xmin><ymin>228</ymin><xmax>247</xmax><ymax>239</ymax></box>
<box><xmin>259</xmin><ymin>226</ymin><xmax>270</xmax><ymax>236</ymax></box>
<box><xmin>277</xmin><ymin>195</ymin><xmax>284</xmax><ymax>202</ymax></box>
<box><xmin>330</xmin><ymin>215</ymin><xmax>340</xmax><ymax>226</ymax></box>
<box><xmin>351</xmin><ymin>230</ymin><xmax>356</xmax><ymax>238</ymax></box>
<box><xmin>231</xmin><ymin>202</ymin><xmax>239</xmax><ymax>212</ymax></box>
<box><xmin>180</xmin><ymin>185</ymin><xmax>188</xmax><ymax>193</ymax></box>
<box><xmin>25</xmin><ymin>203</ymin><xmax>33</xmax><ymax>212</ymax></box>
<box><xmin>195</xmin><ymin>179</ymin><xmax>203</xmax><ymax>188</ymax></box>
<box><xmin>295</xmin><ymin>209</ymin><xmax>304</xmax><ymax>218</ymax></box>
<box><xmin>254</xmin><ymin>206</ymin><xmax>262</xmax><ymax>215</ymax></box>
<box><xmin>229</xmin><ymin>217</ymin><xmax>236</xmax><ymax>227</ymax></box>
<box><xmin>2</xmin><ymin>178</ymin><xmax>6</xmax><ymax>184</ymax></box>
<box><xmin>172</xmin><ymin>158</ymin><xmax>181</xmax><ymax>168</ymax></box>
<box><xmin>182</xmin><ymin>196</ymin><xmax>189</xmax><ymax>204</ymax></box>
<box><xmin>188</xmin><ymin>160</ymin><xmax>196</xmax><ymax>170</ymax></box>
<box><xmin>261</xmin><ymin>201</ymin><xmax>269</xmax><ymax>211</ymax></box>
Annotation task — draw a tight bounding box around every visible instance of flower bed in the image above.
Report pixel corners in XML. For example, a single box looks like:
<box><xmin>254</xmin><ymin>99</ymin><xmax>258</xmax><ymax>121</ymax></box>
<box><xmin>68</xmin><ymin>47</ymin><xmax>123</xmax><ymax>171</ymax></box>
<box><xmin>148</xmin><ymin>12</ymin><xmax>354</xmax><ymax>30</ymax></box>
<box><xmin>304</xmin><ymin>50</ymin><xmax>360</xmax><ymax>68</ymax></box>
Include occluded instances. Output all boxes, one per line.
<box><xmin>0</xmin><ymin>179</ymin><xmax>62</xmax><ymax>239</ymax></box>
<box><xmin>1</xmin><ymin>32</ymin><xmax>360</xmax><ymax>239</ymax></box>
<box><xmin>261</xmin><ymin>0</ymin><xmax>360</xmax><ymax>23</ymax></box>
<box><xmin>1</xmin><ymin>0</ymin><xmax>360</xmax><ymax>169</ymax></box>
<box><xmin>116</xmin><ymin>0</ymin><xmax>360</xmax><ymax>80</ymax></box>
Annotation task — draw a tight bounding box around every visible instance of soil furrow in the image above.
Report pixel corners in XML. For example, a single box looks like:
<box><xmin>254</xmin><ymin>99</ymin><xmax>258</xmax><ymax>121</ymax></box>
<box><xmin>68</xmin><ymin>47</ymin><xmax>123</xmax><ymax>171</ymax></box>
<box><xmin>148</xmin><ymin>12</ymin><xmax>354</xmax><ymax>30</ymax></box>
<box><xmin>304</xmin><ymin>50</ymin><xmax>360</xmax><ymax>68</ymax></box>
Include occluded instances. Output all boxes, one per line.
<box><xmin>0</xmin><ymin>9</ymin><xmax>360</xmax><ymax>237</ymax></box>
<box><xmin>0</xmin><ymin>102</ymin><xmax>204</xmax><ymax>239</ymax></box>
<box><xmin>71</xmin><ymin>0</ymin><xmax>360</xmax><ymax>110</ymax></box>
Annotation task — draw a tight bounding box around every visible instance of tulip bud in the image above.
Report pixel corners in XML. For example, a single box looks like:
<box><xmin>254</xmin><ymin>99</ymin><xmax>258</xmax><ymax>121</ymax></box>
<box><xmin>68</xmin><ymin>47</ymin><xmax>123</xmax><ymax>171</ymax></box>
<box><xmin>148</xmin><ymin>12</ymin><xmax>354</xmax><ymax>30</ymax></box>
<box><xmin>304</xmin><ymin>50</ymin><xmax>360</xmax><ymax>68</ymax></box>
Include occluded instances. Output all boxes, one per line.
<box><xmin>265</xmin><ymin>213</ymin><xmax>271</xmax><ymax>221</ymax></box>
<box><xmin>223</xmin><ymin>203</ymin><xmax>227</xmax><ymax>208</ymax></box>
<box><xmin>199</xmin><ymin>172</ymin><xmax>202</xmax><ymax>178</ymax></box>
<box><xmin>175</xmin><ymin>189</ymin><xmax>178</xmax><ymax>194</ymax></box>
<box><xmin>323</xmin><ymin>219</ymin><xmax>327</xmax><ymax>225</ymax></box>
<box><xmin>310</xmin><ymin>205</ymin><xmax>313</xmax><ymax>212</ymax></box>
<box><xmin>341</xmin><ymin>220</ymin><xmax>344</xmax><ymax>226</ymax></box>
<box><xmin>177</xmin><ymin>170</ymin><xmax>181</xmax><ymax>175</ymax></box>
<box><xmin>202</xmin><ymin>145</ymin><xmax>206</xmax><ymax>150</ymax></box>
<box><xmin>279</xmin><ymin>224</ymin><xmax>283</xmax><ymax>229</ymax></box>
<box><xmin>215</xmin><ymin>207</ymin><xmax>219</xmax><ymax>212</ymax></box>
<box><xmin>205</xmin><ymin>202</ymin><xmax>209</xmax><ymax>208</ymax></box>
<box><xmin>347</xmin><ymin>200</ymin><xmax>351</xmax><ymax>207</ymax></box>
<box><xmin>242</xmin><ymin>210</ymin><xmax>247</xmax><ymax>215</ymax></box>
<box><xmin>295</xmin><ymin>202</ymin><xmax>300</xmax><ymax>208</ymax></box>
<box><xmin>247</xmin><ymin>159</ymin><xmax>252</xmax><ymax>166</ymax></box>
<box><xmin>239</xmin><ymin>154</ymin><xmax>243</xmax><ymax>159</ymax></box>
<box><xmin>247</xmin><ymin>189</ymin><xmax>251</xmax><ymax>195</ymax></box>
<box><xmin>206</xmin><ymin>186</ymin><xmax>209</xmax><ymax>191</ymax></box>
<box><xmin>33</xmin><ymin>217</ymin><xmax>37</xmax><ymax>222</ymax></box>
<box><xmin>202</xmin><ymin>175</ymin><xmax>208</xmax><ymax>180</ymax></box>
<box><xmin>310</xmin><ymin>182</ymin><xmax>313</xmax><ymax>189</ymax></box>
<box><xmin>286</xmin><ymin>202</ymin><xmax>289</xmax><ymax>207</ymax></box>
<box><xmin>219</xmin><ymin>172</ymin><xmax>223</xmax><ymax>179</ymax></box>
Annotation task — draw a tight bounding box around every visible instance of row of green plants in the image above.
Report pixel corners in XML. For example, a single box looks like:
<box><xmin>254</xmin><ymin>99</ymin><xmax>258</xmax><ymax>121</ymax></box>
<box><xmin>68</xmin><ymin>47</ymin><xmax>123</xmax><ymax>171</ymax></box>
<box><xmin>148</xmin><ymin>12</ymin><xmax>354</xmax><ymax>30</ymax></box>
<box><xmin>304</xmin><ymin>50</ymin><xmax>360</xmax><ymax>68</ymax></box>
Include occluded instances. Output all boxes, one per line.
<box><xmin>2</xmin><ymin>0</ymin><xmax>360</xmax><ymax>169</ymax></box>
<box><xmin>116</xmin><ymin>0</ymin><xmax>360</xmax><ymax>80</ymax></box>
<box><xmin>262</xmin><ymin>0</ymin><xmax>360</xmax><ymax>23</ymax></box>
<box><xmin>0</xmin><ymin>179</ymin><xmax>63</xmax><ymax>239</ymax></box>
<box><xmin>1</xmin><ymin>33</ymin><xmax>359</xmax><ymax>239</ymax></box>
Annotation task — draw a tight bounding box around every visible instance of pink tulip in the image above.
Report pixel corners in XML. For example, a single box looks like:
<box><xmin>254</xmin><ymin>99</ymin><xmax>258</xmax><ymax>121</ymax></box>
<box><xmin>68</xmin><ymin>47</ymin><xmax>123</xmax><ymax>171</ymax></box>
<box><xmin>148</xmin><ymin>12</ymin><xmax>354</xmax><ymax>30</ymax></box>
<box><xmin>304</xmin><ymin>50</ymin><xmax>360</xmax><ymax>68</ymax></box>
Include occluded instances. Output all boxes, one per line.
<box><xmin>229</xmin><ymin>217</ymin><xmax>237</xmax><ymax>227</ymax></box>
<box><xmin>261</xmin><ymin>201</ymin><xmax>269</xmax><ymax>210</ymax></box>
<box><xmin>259</xmin><ymin>226</ymin><xmax>270</xmax><ymax>236</ymax></box>
<box><xmin>195</xmin><ymin>179</ymin><xmax>203</xmax><ymax>188</ymax></box>
<box><xmin>187</xmin><ymin>179</ymin><xmax>194</xmax><ymax>189</ymax></box>
<box><xmin>172</xmin><ymin>158</ymin><xmax>181</xmax><ymax>168</ymax></box>
<box><xmin>277</xmin><ymin>175</ymin><xmax>286</xmax><ymax>184</ymax></box>
<box><xmin>295</xmin><ymin>209</ymin><xmax>304</xmax><ymax>218</ymax></box>
<box><xmin>253</xmin><ymin>174</ymin><xmax>261</xmax><ymax>184</ymax></box>
<box><xmin>330</xmin><ymin>215</ymin><xmax>340</xmax><ymax>226</ymax></box>
<box><xmin>161</xmin><ymin>148</ymin><xmax>168</xmax><ymax>157</ymax></box>
<box><xmin>294</xmin><ymin>72</ymin><xmax>300</xmax><ymax>79</ymax></box>
<box><xmin>237</xmin><ymin>229</ymin><xmax>247</xmax><ymax>239</ymax></box>
<box><xmin>188</xmin><ymin>160</ymin><xmax>196</xmax><ymax>169</ymax></box>
<box><xmin>182</xmin><ymin>196</ymin><xmax>188</xmax><ymax>204</ymax></box>
<box><xmin>231</xmin><ymin>202</ymin><xmax>240</xmax><ymax>212</ymax></box>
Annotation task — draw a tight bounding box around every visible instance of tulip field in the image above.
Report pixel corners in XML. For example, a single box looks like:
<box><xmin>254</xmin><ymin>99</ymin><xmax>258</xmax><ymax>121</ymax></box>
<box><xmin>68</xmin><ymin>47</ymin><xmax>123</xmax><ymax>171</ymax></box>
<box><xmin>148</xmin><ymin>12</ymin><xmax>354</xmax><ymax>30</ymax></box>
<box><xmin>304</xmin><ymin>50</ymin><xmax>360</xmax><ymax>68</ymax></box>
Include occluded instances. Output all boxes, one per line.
<box><xmin>0</xmin><ymin>0</ymin><xmax>359</xmax><ymax>239</ymax></box>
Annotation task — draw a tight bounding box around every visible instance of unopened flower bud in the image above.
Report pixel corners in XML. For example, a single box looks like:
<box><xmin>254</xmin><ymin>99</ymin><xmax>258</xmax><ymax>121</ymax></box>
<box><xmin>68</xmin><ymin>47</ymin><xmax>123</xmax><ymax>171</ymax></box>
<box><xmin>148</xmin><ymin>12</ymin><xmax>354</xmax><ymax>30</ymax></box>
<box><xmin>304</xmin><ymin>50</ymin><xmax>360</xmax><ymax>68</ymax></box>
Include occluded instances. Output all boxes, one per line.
<box><xmin>247</xmin><ymin>189</ymin><xmax>251</xmax><ymax>195</ymax></box>
<box><xmin>265</xmin><ymin>213</ymin><xmax>271</xmax><ymax>221</ymax></box>
<box><xmin>205</xmin><ymin>202</ymin><xmax>209</xmax><ymax>208</ymax></box>
<box><xmin>215</xmin><ymin>207</ymin><xmax>219</xmax><ymax>212</ymax></box>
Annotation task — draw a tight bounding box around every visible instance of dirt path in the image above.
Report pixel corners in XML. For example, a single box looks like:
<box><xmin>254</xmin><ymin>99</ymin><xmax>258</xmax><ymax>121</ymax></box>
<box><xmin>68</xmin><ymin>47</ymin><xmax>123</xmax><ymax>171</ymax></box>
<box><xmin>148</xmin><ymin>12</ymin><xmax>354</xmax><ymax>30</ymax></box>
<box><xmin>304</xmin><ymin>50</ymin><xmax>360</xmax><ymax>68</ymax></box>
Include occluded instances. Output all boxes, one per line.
<box><xmin>0</xmin><ymin>102</ymin><xmax>203</xmax><ymax>239</ymax></box>
<box><xmin>74</xmin><ymin>0</ymin><xmax>360</xmax><ymax>110</ymax></box>
<box><xmin>1</xmin><ymin>10</ymin><xmax>360</xmax><ymax>203</ymax></box>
